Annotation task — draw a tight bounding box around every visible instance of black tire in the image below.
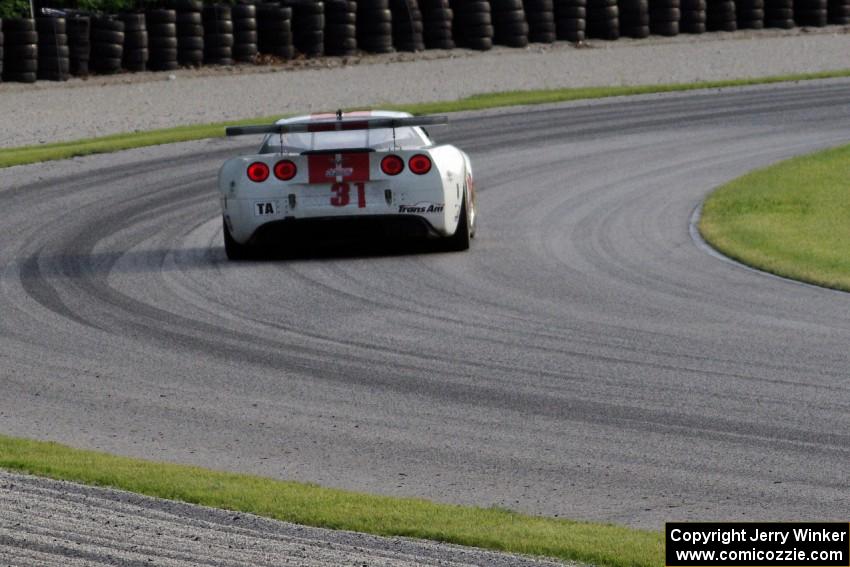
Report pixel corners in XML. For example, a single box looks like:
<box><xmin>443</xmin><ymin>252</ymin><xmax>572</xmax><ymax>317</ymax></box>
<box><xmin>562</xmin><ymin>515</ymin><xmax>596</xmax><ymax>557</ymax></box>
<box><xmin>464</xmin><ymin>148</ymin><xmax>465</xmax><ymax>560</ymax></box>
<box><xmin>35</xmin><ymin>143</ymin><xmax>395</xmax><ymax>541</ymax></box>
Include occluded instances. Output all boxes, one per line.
<box><xmin>681</xmin><ymin>9</ymin><xmax>707</xmax><ymax>21</ymax></box>
<box><xmin>203</xmin><ymin>5</ymin><xmax>233</xmax><ymax>19</ymax></box>
<box><xmin>123</xmin><ymin>47</ymin><xmax>149</xmax><ymax>62</ymax></box>
<box><xmin>8</xmin><ymin>44</ymin><xmax>37</xmax><ymax>59</ymax></box>
<box><xmin>441</xmin><ymin>196</ymin><xmax>470</xmax><ymax>252</ymax></box>
<box><xmin>465</xmin><ymin>23</ymin><xmax>495</xmax><ymax>35</ymax></box>
<box><xmin>124</xmin><ymin>32</ymin><xmax>149</xmax><ymax>48</ymax></box>
<box><xmin>3</xmin><ymin>18</ymin><xmax>35</xmax><ymax>31</ymax></box>
<box><xmin>526</xmin><ymin>8</ymin><xmax>556</xmax><ymax>20</ymax></box>
<box><xmin>92</xmin><ymin>43</ymin><xmax>123</xmax><ymax>58</ymax></box>
<box><xmin>119</xmin><ymin>13</ymin><xmax>146</xmax><ymax>31</ymax></box>
<box><xmin>179</xmin><ymin>35</ymin><xmax>204</xmax><ymax>49</ymax></box>
<box><xmin>295</xmin><ymin>14</ymin><xmax>326</xmax><ymax>29</ymax></box>
<box><xmin>529</xmin><ymin>29</ymin><xmax>556</xmax><ymax>40</ymax></box>
<box><xmin>493</xmin><ymin>0</ymin><xmax>525</xmax><ymax>9</ymax></box>
<box><xmin>498</xmin><ymin>19</ymin><xmax>531</xmax><ymax>32</ymax></box>
<box><xmin>233</xmin><ymin>43</ymin><xmax>258</xmax><ymax>57</ymax></box>
<box><xmin>93</xmin><ymin>57</ymin><xmax>122</xmax><ymax>72</ymax></box>
<box><xmin>557</xmin><ymin>17</ymin><xmax>587</xmax><ymax>30</ymax></box>
<box><xmin>92</xmin><ymin>17</ymin><xmax>125</xmax><ymax>32</ymax></box>
<box><xmin>92</xmin><ymin>29</ymin><xmax>125</xmax><ymax>43</ymax></box>
<box><xmin>177</xmin><ymin>48</ymin><xmax>204</xmax><ymax>63</ymax></box>
<box><xmin>234</xmin><ymin>30</ymin><xmax>258</xmax><ymax>43</ymax></box>
<box><xmin>178</xmin><ymin>23</ymin><xmax>205</xmax><ymax>36</ymax></box>
<box><xmin>147</xmin><ymin>8</ymin><xmax>178</xmax><ymax>24</ymax></box>
<box><xmin>148</xmin><ymin>22</ymin><xmax>177</xmax><ymax>37</ymax></box>
<box><xmin>36</xmin><ymin>17</ymin><xmax>67</xmax><ymax>34</ymax></box>
<box><xmin>495</xmin><ymin>33</ymin><xmax>529</xmax><ymax>45</ymax></box>
<box><xmin>359</xmin><ymin>21</ymin><xmax>394</xmax><ymax>33</ymax></box>
<box><xmin>464</xmin><ymin>35</ymin><xmax>493</xmax><ymax>48</ymax></box>
<box><xmin>177</xmin><ymin>11</ymin><xmax>202</xmax><ymax>24</ymax></box>
<box><xmin>38</xmin><ymin>44</ymin><xmax>70</xmax><ymax>58</ymax></box>
<box><xmin>234</xmin><ymin>17</ymin><xmax>258</xmax><ymax>31</ymax></box>
<box><xmin>530</xmin><ymin>19</ymin><xmax>557</xmax><ymax>30</ymax></box>
<box><xmin>454</xmin><ymin>0</ymin><xmax>491</xmax><ymax>13</ymax></box>
<box><xmin>8</xmin><ymin>58</ymin><xmax>38</xmax><ymax>72</ymax></box>
<box><xmin>650</xmin><ymin>19</ymin><xmax>678</xmax><ymax>32</ymax></box>
<box><xmin>327</xmin><ymin>11</ymin><xmax>358</xmax><ymax>23</ymax></box>
<box><xmin>4</xmin><ymin>71</ymin><xmax>37</xmax><ymax>82</ymax></box>
<box><xmin>205</xmin><ymin>33</ymin><xmax>234</xmax><ymax>47</ymax></box>
<box><xmin>232</xmin><ymin>4</ymin><xmax>257</xmax><ymax>18</ymax></box>
<box><xmin>204</xmin><ymin>20</ymin><xmax>234</xmax><ymax>33</ymax></box>
<box><xmin>150</xmin><ymin>35</ymin><xmax>179</xmax><ymax>48</ymax></box>
<box><xmin>525</xmin><ymin>0</ymin><xmax>555</xmax><ymax>10</ymax></box>
<box><xmin>173</xmin><ymin>0</ymin><xmax>204</xmax><ymax>11</ymax></box>
<box><xmin>6</xmin><ymin>30</ymin><xmax>38</xmax><ymax>43</ymax></box>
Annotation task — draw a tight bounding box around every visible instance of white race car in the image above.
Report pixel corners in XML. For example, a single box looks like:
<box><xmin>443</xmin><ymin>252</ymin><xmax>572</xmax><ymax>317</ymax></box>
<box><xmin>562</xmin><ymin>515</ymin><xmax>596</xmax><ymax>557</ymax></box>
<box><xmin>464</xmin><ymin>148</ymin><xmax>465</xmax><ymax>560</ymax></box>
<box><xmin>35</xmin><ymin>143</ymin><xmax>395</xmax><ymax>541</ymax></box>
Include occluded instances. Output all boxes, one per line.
<box><xmin>218</xmin><ymin>110</ymin><xmax>477</xmax><ymax>260</ymax></box>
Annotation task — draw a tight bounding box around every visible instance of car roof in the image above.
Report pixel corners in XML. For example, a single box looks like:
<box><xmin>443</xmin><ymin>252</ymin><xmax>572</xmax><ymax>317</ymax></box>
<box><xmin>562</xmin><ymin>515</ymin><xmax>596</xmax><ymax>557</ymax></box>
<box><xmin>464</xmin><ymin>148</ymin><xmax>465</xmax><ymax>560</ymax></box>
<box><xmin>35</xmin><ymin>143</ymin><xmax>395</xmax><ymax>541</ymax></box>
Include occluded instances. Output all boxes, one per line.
<box><xmin>275</xmin><ymin>110</ymin><xmax>412</xmax><ymax>125</ymax></box>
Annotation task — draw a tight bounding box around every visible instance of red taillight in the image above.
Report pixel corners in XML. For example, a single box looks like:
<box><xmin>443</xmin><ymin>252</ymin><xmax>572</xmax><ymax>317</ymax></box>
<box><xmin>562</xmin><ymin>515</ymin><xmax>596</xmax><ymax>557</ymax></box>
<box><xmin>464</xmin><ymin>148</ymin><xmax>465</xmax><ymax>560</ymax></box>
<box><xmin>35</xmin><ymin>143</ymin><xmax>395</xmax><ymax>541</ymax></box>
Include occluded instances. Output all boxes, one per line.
<box><xmin>408</xmin><ymin>154</ymin><xmax>432</xmax><ymax>175</ymax></box>
<box><xmin>274</xmin><ymin>160</ymin><xmax>297</xmax><ymax>180</ymax></box>
<box><xmin>247</xmin><ymin>161</ymin><xmax>269</xmax><ymax>182</ymax></box>
<box><xmin>381</xmin><ymin>155</ymin><xmax>404</xmax><ymax>176</ymax></box>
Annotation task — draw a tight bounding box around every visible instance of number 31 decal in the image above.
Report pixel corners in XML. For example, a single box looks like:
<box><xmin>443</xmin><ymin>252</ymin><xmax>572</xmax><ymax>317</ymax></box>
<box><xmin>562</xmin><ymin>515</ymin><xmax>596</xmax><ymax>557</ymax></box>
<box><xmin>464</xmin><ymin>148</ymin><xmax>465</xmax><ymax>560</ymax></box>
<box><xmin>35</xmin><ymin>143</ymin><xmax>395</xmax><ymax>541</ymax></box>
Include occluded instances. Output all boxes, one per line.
<box><xmin>331</xmin><ymin>182</ymin><xmax>366</xmax><ymax>208</ymax></box>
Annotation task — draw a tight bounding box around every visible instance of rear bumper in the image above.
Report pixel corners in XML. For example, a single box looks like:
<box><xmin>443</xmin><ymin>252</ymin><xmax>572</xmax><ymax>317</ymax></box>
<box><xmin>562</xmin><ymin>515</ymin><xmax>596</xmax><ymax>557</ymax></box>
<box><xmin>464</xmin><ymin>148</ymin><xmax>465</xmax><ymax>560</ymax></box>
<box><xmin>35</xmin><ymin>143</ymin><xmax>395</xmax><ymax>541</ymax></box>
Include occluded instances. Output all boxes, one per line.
<box><xmin>247</xmin><ymin>214</ymin><xmax>441</xmax><ymax>246</ymax></box>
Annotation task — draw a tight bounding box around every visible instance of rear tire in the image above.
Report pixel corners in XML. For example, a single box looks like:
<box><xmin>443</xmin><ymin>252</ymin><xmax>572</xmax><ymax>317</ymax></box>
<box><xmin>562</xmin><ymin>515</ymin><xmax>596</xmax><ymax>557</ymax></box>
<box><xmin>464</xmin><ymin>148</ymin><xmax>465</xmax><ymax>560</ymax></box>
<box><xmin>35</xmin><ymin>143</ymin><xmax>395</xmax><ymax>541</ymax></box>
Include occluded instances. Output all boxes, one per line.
<box><xmin>441</xmin><ymin>196</ymin><xmax>471</xmax><ymax>251</ymax></box>
<box><xmin>223</xmin><ymin>217</ymin><xmax>255</xmax><ymax>260</ymax></box>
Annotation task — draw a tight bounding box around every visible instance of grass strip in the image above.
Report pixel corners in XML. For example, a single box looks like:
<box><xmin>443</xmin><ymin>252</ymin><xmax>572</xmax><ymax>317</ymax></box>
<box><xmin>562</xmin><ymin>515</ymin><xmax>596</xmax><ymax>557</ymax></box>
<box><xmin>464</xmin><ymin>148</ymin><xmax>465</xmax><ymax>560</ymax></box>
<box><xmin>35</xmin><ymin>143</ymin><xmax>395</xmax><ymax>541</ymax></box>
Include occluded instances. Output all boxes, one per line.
<box><xmin>699</xmin><ymin>143</ymin><xmax>850</xmax><ymax>291</ymax></box>
<box><xmin>2</xmin><ymin>69</ymin><xmax>850</xmax><ymax>169</ymax></box>
<box><xmin>0</xmin><ymin>434</ymin><xmax>664</xmax><ymax>567</ymax></box>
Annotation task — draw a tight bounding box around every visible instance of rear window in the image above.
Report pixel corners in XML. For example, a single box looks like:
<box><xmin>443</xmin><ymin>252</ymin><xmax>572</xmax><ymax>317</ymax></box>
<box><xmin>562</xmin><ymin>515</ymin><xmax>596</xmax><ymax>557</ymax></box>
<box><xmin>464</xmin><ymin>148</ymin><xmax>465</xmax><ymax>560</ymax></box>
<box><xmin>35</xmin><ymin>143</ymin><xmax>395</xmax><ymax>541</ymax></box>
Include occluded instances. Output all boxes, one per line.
<box><xmin>261</xmin><ymin>126</ymin><xmax>430</xmax><ymax>153</ymax></box>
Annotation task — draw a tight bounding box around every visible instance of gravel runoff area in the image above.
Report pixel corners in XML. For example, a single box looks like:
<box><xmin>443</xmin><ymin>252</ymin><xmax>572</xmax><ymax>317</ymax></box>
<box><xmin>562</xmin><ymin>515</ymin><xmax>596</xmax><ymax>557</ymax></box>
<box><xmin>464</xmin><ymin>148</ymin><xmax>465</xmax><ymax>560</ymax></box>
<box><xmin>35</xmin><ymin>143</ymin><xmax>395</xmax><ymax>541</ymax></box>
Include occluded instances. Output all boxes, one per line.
<box><xmin>1</xmin><ymin>27</ymin><xmax>850</xmax><ymax>148</ymax></box>
<box><xmin>0</xmin><ymin>471</ymin><xmax>570</xmax><ymax>567</ymax></box>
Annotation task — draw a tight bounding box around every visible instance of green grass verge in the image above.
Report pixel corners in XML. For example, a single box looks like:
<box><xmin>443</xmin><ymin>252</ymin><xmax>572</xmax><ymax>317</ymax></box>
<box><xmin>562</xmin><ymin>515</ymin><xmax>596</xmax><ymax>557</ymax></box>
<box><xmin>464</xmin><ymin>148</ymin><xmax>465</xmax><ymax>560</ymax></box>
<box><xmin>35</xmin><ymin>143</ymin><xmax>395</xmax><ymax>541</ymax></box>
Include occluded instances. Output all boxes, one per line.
<box><xmin>699</xmin><ymin>143</ymin><xmax>850</xmax><ymax>291</ymax></box>
<box><xmin>3</xmin><ymin>68</ymin><xmax>850</xmax><ymax>169</ymax></box>
<box><xmin>0</xmin><ymin>434</ymin><xmax>664</xmax><ymax>567</ymax></box>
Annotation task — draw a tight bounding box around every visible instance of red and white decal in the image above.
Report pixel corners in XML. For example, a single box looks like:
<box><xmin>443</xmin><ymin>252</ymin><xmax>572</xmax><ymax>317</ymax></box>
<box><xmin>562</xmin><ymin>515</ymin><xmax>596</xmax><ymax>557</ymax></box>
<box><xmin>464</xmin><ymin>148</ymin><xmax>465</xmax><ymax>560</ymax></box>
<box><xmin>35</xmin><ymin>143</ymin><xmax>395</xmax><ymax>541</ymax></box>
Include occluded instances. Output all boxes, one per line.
<box><xmin>308</xmin><ymin>152</ymin><xmax>371</xmax><ymax>184</ymax></box>
<box><xmin>307</xmin><ymin>110</ymin><xmax>374</xmax><ymax>131</ymax></box>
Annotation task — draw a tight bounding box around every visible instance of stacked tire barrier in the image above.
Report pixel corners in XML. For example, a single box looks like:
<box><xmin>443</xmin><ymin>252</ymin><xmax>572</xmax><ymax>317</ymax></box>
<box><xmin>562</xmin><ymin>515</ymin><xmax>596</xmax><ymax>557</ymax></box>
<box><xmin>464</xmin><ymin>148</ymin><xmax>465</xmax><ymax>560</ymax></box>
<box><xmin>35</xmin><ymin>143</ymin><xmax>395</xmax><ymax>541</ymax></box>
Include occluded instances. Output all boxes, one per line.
<box><xmin>554</xmin><ymin>0</ymin><xmax>586</xmax><ymax>41</ymax></box>
<box><xmin>257</xmin><ymin>2</ymin><xmax>295</xmax><ymax>57</ymax></box>
<box><xmin>680</xmin><ymin>0</ymin><xmax>706</xmax><ymax>31</ymax></box>
<box><xmin>119</xmin><ymin>13</ymin><xmax>148</xmax><ymax>72</ymax></box>
<box><xmin>90</xmin><ymin>15</ymin><xmax>123</xmax><ymax>74</ymax></box>
<box><xmin>490</xmin><ymin>0</ymin><xmax>530</xmax><ymax>47</ymax></box>
<box><xmin>36</xmin><ymin>16</ymin><xmax>69</xmax><ymax>81</ymax></box>
<box><xmin>706</xmin><ymin>0</ymin><xmax>736</xmax><ymax>28</ymax></box>
<box><xmin>736</xmin><ymin>0</ymin><xmax>764</xmax><ymax>26</ymax></box>
<box><xmin>290</xmin><ymin>0</ymin><xmax>325</xmax><ymax>56</ymax></box>
<box><xmin>586</xmin><ymin>0</ymin><xmax>619</xmax><ymax>38</ymax></box>
<box><xmin>146</xmin><ymin>8</ymin><xmax>178</xmax><ymax>70</ymax></box>
<box><xmin>67</xmin><ymin>15</ymin><xmax>91</xmax><ymax>75</ymax></box>
<box><xmin>648</xmin><ymin>0</ymin><xmax>679</xmax><ymax>34</ymax></box>
<box><xmin>794</xmin><ymin>0</ymin><xmax>828</xmax><ymax>24</ymax></box>
<box><xmin>324</xmin><ymin>0</ymin><xmax>357</xmax><ymax>54</ymax></box>
<box><xmin>619</xmin><ymin>0</ymin><xmax>649</xmax><ymax>37</ymax></box>
<box><xmin>764</xmin><ymin>0</ymin><xmax>794</xmax><ymax>26</ymax></box>
<box><xmin>174</xmin><ymin>0</ymin><xmax>203</xmax><ymax>67</ymax></box>
<box><xmin>451</xmin><ymin>0</ymin><xmax>494</xmax><ymax>50</ymax></box>
<box><xmin>828</xmin><ymin>0</ymin><xmax>850</xmax><ymax>22</ymax></box>
<box><xmin>203</xmin><ymin>4</ymin><xmax>233</xmax><ymax>64</ymax></box>
<box><xmin>3</xmin><ymin>18</ymin><xmax>37</xmax><ymax>83</ymax></box>
<box><xmin>360</xmin><ymin>0</ymin><xmax>394</xmax><ymax>51</ymax></box>
<box><xmin>523</xmin><ymin>0</ymin><xmax>556</xmax><ymax>43</ymax></box>
<box><xmin>232</xmin><ymin>3</ymin><xmax>258</xmax><ymax>61</ymax></box>
<box><xmin>420</xmin><ymin>0</ymin><xmax>455</xmax><ymax>48</ymax></box>
<box><xmin>390</xmin><ymin>0</ymin><xmax>425</xmax><ymax>51</ymax></box>
<box><xmin>357</xmin><ymin>0</ymin><xmax>394</xmax><ymax>52</ymax></box>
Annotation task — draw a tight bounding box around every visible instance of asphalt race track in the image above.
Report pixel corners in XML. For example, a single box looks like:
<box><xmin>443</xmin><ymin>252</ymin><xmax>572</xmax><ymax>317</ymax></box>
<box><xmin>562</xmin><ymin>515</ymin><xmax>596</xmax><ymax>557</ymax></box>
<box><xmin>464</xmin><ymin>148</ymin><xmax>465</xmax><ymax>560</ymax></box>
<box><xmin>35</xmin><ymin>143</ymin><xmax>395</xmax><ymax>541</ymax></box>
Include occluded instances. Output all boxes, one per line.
<box><xmin>2</xmin><ymin>80</ymin><xmax>850</xmax><ymax>531</ymax></box>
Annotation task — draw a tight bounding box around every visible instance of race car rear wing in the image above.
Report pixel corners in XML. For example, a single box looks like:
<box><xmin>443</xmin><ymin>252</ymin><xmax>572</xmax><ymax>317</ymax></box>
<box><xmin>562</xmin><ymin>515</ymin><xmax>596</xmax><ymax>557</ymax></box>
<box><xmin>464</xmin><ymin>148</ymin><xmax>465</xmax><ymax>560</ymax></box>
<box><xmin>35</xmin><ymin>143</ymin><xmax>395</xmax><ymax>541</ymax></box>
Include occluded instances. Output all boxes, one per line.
<box><xmin>226</xmin><ymin>114</ymin><xmax>448</xmax><ymax>137</ymax></box>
